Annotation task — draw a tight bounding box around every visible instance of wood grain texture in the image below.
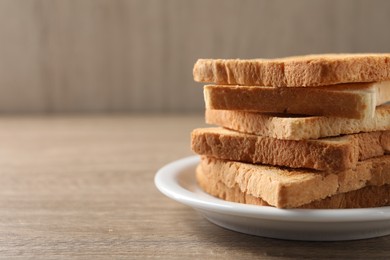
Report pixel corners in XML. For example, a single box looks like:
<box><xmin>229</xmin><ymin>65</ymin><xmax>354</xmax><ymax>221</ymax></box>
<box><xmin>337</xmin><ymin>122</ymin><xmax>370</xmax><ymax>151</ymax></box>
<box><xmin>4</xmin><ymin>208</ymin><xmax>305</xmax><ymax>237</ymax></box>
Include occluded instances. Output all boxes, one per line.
<box><xmin>0</xmin><ymin>115</ymin><xmax>389</xmax><ymax>258</ymax></box>
<box><xmin>0</xmin><ymin>0</ymin><xmax>390</xmax><ymax>113</ymax></box>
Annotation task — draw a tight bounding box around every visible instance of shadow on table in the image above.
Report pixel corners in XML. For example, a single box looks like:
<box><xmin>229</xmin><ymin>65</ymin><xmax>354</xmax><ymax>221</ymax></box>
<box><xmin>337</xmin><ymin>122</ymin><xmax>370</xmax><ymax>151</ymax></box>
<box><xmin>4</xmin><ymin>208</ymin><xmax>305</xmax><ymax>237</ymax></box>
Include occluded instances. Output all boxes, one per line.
<box><xmin>190</xmin><ymin>217</ymin><xmax>390</xmax><ymax>258</ymax></box>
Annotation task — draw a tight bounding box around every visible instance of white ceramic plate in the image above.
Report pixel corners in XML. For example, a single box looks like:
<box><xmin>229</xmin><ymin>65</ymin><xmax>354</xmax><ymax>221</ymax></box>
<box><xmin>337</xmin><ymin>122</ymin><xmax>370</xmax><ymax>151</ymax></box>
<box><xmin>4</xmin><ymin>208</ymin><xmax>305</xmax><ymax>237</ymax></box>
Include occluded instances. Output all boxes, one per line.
<box><xmin>155</xmin><ymin>156</ymin><xmax>390</xmax><ymax>241</ymax></box>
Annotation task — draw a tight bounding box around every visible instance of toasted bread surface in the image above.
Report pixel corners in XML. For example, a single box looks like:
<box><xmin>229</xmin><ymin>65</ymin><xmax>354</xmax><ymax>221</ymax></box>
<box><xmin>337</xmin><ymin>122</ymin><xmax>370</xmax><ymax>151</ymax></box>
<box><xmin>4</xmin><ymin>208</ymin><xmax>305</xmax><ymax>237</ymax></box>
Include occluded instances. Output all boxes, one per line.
<box><xmin>194</xmin><ymin>54</ymin><xmax>390</xmax><ymax>86</ymax></box>
<box><xmin>197</xmin><ymin>155</ymin><xmax>390</xmax><ymax>208</ymax></box>
<box><xmin>204</xmin><ymin>81</ymin><xmax>390</xmax><ymax>119</ymax></box>
<box><xmin>205</xmin><ymin>104</ymin><xmax>390</xmax><ymax>140</ymax></box>
<box><xmin>191</xmin><ymin>127</ymin><xmax>390</xmax><ymax>171</ymax></box>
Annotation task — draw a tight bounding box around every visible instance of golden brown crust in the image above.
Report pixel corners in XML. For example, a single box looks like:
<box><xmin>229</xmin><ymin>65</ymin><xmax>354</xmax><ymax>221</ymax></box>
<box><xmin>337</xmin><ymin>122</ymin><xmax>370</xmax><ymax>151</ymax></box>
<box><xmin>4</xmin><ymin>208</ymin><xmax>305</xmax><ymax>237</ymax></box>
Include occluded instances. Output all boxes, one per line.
<box><xmin>194</xmin><ymin>54</ymin><xmax>390</xmax><ymax>87</ymax></box>
<box><xmin>358</xmin><ymin>131</ymin><xmax>389</xmax><ymax>160</ymax></box>
<box><xmin>205</xmin><ymin>104</ymin><xmax>390</xmax><ymax>140</ymax></box>
<box><xmin>196</xmin><ymin>156</ymin><xmax>390</xmax><ymax>208</ymax></box>
<box><xmin>204</xmin><ymin>81</ymin><xmax>390</xmax><ymax>119</ymax></box>
<box><xmin>191</xmin><ymin>127</ymin><xmax>390</xmax><ymax>171</ymax></box>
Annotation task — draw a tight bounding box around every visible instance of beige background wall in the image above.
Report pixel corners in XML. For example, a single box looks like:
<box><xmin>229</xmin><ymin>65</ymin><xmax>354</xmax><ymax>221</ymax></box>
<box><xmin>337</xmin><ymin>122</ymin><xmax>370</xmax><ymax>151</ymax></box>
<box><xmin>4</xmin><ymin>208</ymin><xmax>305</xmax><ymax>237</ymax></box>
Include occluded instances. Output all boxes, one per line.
<box><xmin>0</xmin><ymin>0</ymin><xmax>389</xmax><ymax>113</ymax></box>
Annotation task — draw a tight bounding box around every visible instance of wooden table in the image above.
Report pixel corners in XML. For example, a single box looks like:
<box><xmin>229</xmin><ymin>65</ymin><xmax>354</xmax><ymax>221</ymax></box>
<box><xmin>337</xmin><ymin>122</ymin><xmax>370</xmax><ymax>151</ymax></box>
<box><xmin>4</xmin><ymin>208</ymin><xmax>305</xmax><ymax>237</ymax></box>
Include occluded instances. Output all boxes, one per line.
<box><xmin>0</xmin><ymin>115</ymin><xmax>389</xmax><ymax>259</ymax></box>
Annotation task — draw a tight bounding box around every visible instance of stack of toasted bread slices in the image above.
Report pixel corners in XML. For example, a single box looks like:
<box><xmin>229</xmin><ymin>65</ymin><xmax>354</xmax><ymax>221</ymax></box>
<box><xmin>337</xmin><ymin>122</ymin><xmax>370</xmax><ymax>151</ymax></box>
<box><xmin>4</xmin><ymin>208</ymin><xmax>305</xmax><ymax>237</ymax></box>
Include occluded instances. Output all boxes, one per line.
<box><xmin>191</xmin><ymin>54</ymin><xmax>390</xmax><ymax>209</ymax></box>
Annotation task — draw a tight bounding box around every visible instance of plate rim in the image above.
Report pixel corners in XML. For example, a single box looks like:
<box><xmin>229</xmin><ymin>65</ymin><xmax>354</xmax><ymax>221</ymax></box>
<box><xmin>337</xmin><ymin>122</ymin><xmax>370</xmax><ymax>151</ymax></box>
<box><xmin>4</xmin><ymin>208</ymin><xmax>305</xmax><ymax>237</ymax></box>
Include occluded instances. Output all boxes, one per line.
<box><xmin>155</xmin><ymin>156</ymin><xmax>390</xmax><ymax>223</ymax></box>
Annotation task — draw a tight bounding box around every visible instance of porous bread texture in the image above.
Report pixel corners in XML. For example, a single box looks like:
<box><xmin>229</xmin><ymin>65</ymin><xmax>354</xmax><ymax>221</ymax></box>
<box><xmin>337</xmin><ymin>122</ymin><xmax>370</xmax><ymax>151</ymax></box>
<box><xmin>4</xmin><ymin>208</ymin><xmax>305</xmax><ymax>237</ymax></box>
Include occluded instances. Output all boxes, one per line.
<box><xmin>205</xmin><ymin>104</ymin><xmax>390</xmax><ymax>140</ymax></box>
<box><xmin>194</xmin><ymin>54</ymin><xmax>390</xmax><ymax>87</ymax></box>
<box><xmin>197</xmin><ymin>155</ymin><xmax>390</xmax><ymax>208</ymax></box>
<box><xmin>204</xmin><ymin>81</ymin><xmax>390</xmax><ymax>119</ymax></box>
<box><xmin>191</xmin><ymin>127</ymin><xmax>390</xmax><ymax>171</ymax></box>
<box><xmin>197</xmin><ymin>168</ymin><xmax>390</xmax><ymax>209</ymax></box>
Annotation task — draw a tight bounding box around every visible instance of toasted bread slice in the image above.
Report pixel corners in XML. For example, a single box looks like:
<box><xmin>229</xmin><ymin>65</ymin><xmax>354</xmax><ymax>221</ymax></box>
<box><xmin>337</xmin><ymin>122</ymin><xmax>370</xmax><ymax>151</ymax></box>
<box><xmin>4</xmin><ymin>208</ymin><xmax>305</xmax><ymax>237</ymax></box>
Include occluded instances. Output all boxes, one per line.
<box><xmin>205</xmin><ymin>104</ymin><xmax>390</xmax><ymax>140</ymax></box>
<box><xmin>191</xmin><ymin>127</ymin><xmax>390</xmax><ymax>171</ymax></box>
<box><xmin>197</xmin><ymin>167</ymin><xmax>390</xmax><ymax>209</ymax></box>
<box><xmin>197</xmin><ymin>155</ymin><xmax>390</xmax><ymax>208</ymax></box>
<box><xmin>194</xmin><ymin>54</ymin><xmax>390</xmax><ymax>87</ymax></box>
<box><xmin>204</xmin><ymin>81</ymin><xmax>390</xmax><ymax>119</ymax></box>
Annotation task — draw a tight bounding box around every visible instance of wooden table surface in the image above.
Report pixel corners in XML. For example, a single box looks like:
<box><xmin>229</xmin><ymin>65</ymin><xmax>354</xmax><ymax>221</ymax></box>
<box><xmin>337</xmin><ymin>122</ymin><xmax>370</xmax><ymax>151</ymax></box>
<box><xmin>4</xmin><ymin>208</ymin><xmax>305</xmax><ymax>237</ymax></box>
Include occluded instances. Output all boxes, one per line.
<box><xmin>0</xmin><ymin>115</ymin><xmax>389</xmax><ymax>259</ymax></box>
